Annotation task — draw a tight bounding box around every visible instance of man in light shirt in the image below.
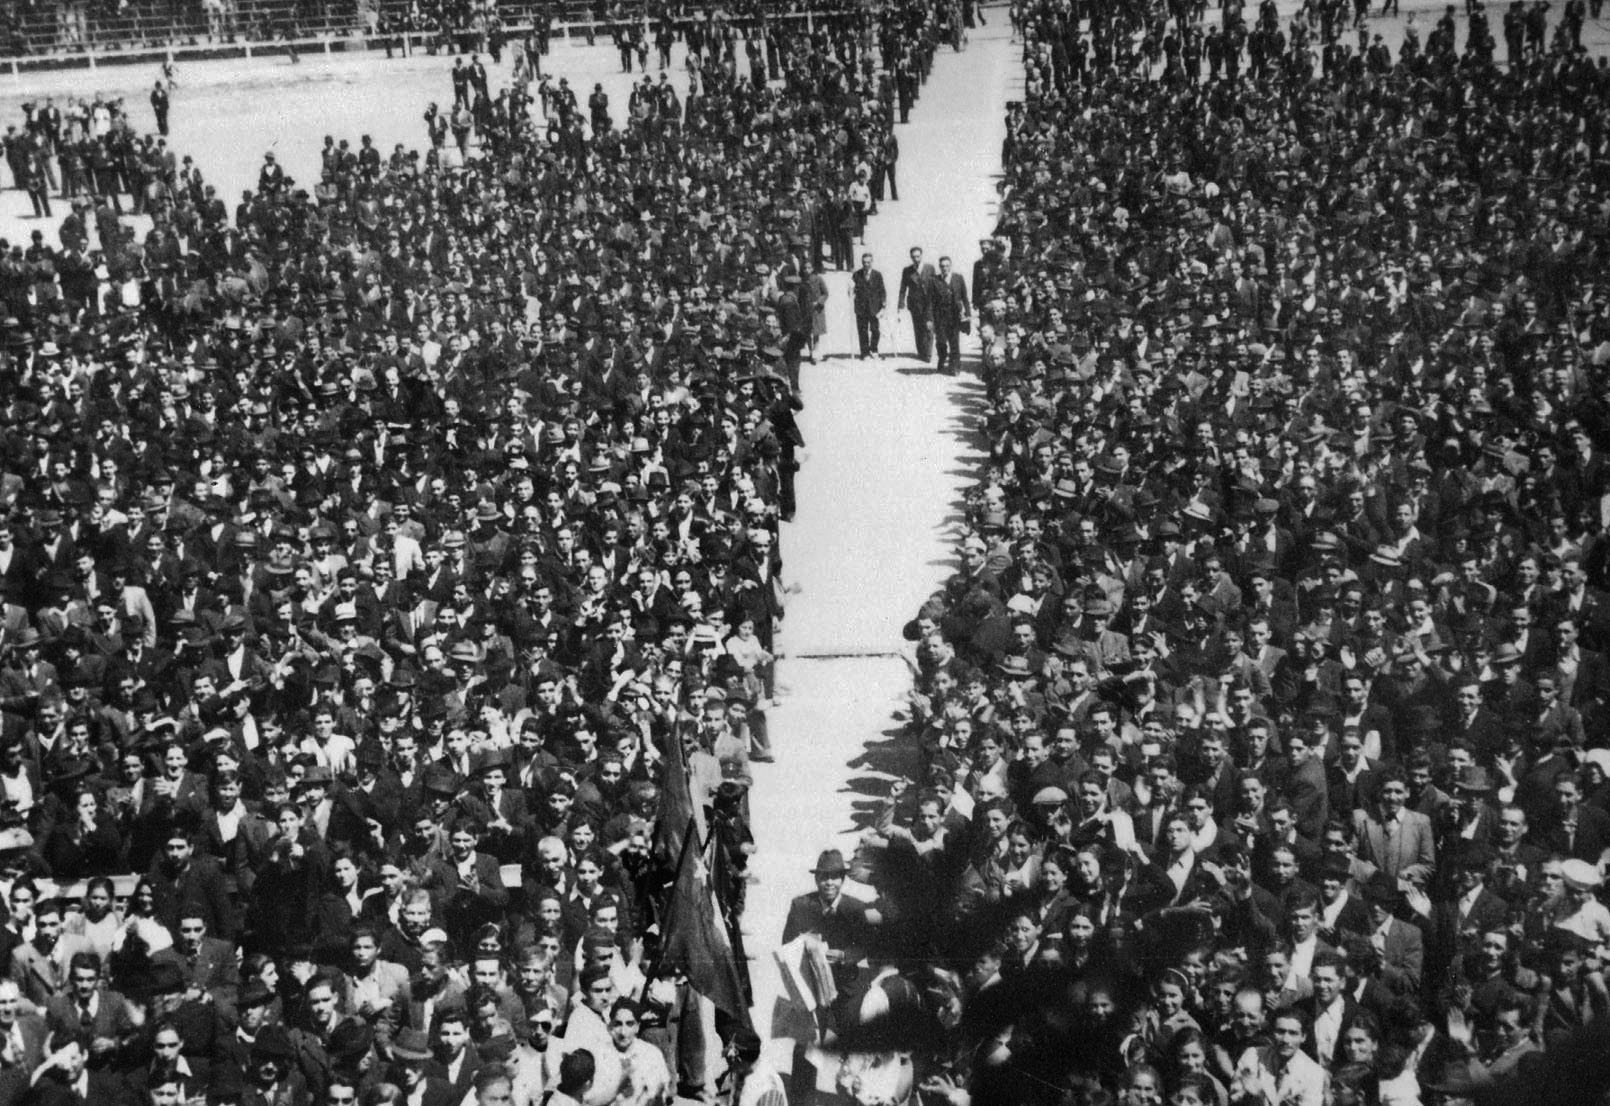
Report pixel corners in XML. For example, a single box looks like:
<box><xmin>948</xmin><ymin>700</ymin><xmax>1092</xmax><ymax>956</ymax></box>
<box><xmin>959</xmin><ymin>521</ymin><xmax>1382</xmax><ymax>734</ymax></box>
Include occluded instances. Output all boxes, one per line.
<box><xmin>1233</xmin><ymin>1007</ymin><xmax>1325</xmax><ymax>1106</ymax></box>
<box><xmin>605</xmin><ymin>998</ymin><xmax>669</xmax><ymax>1106</ymax></box>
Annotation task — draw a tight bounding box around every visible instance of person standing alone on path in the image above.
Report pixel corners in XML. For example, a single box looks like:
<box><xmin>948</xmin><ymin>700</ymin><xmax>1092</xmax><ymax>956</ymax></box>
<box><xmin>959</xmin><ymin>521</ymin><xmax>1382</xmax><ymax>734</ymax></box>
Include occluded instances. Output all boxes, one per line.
<box><xmin>150</xmin><ymin>82</ymin><xmax>169</xmax><ymax>138</ymax></box>
<box><xmin>929</xmin><ymin>255</ymin><xmax>969</xmax><ymax>374</ymax></box>
<box><xmin>898</xmin><ymin>246</ymin><xmax>936</xmax><ymax>363</ymax></box>
<box><xmin>24</xmin><ymin>154</ymin><xmax>51</xmax><ymax>219</ymax></box>
<box><xmin>853</xmin><ymin>252</ymin><xmax>887</xmax><ymax>360</ymax></box>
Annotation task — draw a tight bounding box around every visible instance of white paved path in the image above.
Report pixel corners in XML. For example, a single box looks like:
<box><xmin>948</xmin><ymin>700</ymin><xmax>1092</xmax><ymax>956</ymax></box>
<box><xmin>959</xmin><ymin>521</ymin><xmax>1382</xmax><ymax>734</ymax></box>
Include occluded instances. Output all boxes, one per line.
<box><xmin>744</xmin><ymin>20</ymin><xmax>1020</xmax><ymax>1052</ymax></box>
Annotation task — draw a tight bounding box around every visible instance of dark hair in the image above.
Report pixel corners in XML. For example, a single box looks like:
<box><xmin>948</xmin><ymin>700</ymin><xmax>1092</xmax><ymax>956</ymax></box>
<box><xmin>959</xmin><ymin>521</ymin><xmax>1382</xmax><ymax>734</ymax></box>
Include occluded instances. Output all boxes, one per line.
<box><xmin>46</xmin><ymin>1025</ymin><xmax>91</xmax><ymax>1054</ymax></box>
<box><xmin>151</xmin><ymin>1015</ymin><xmax>185</xmax><ymax>1043</ymax></box>
<box><xmin>557</xmin><ymin>1049</ymin><xmax>595</xmax><ymax>1094</ymax></box>
<box><xmin>471</xmin><ymin>1065</ymin><xmax>511</xmax><ymax>1095</ymax></box>
<box><xmin>1271</xmin><ymin>1005</ymin><xmax>1310</xmax><ymax>1032</ymax></box>
<box><xmin>1286</xmin><ymin>890</ymin><xmax>1321</xmax><ymax>917</ymax></box>
<box><xmin>1312</xmin><ymin>949</ymin><xmax>1346</xmax><ymax>975</ymax></box>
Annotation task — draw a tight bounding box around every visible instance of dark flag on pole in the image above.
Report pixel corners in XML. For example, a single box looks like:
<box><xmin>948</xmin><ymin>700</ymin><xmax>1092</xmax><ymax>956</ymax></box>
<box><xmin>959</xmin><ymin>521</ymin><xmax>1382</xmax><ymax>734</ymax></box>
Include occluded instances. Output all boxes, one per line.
<box><xmin>659</xmin><ymin>816</ymin><xmax>752</xmax><ymax>1029</ymax></box>
<box><xmin>652</xmin><ymin>730</ymin><xmax>695</xmax><ymax>870</ymax></box>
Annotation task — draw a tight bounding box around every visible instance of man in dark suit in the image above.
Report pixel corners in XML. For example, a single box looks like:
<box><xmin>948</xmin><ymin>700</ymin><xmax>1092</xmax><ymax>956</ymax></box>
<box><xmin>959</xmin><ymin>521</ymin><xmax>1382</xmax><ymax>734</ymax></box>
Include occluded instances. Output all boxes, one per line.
<box><xmin>152</xmin><ymin>910</ymin><xmax>240</xmax><ymax>1018</ymax></box>
<box><xmin>1547</xmin><ymin>557</ymin><xmax>1610</xmax><ymax>651</ymax></box>
<box><xmin>1282</xmin><ymin>729</ymin><xmax>1331</xmax><ymax>839</ymax></box>
<box><xmin>147</xmin><ymin>819</ymin><xmax>236</xmax><ymax>942</ymax></box>
<box><xmin>386</xmin><ymin>1029</ymin><xmax>457</xmax><ymax>1106</ymax></box>
<box><xmin>0</xmin><ymin>977</ymin><xmax>47</xmax><ymax>1074</ymax></box>
<box><xmin>781</xmin><ymin>849</ymin><xmax>877</xmax><ymax>1024</ymax></box>
<box><xmin>1448</xmin><ymin>679</ymin><xmax>1507</xmax><ymax>764</ymax></box>
<box><xmin>43</xmin><ymin>954</ymin><xmax>139</xmax><ymax>1067</ymax></box>
<box><xmin>781</xmin><ymin>848</ymin><xmax>875</xmax><ymax>948</ymax></box>
<box><xmin>240</xmin><ymin>1025</ymin><xmax>311</xmax><ymax>1106</ymax></box>
<box><xmin>1532</xmin><ymin>772</ymin><xmax>1610</xmax><ymax>861</ymax></box>
<box><xmin>851</xmin><ymin>253</ymin><xmax>887</xmax><ymax>360</ymax></box>
<box><xmin>896</xmin><ymin>246</ymin><xmax>936</xmax><ymax>363</ymax></box>
<box><xmin>1552</xmin><ymin>614</ymin><xmax>1610</xmax><ymax>731</ymax></box>
<box><xmin>927</xmin><ymin>256</ymin><xmax>969</xmax><ymax>374</ymax></box>
<box><xmin>423</xmin><ymin>822</ymin><xmax>508</xmax><ymax>947</ymax></box>
<box><xmin>18</xmin><ymin>1028</ymin><xmax>130</xmax><ymax>1106</ymax></box>
<box><xmin>429</xmin><ymin>1010</ymin><xmax>480</xmax><ymax>1097</ymax></box>
<box><xmin>1359</xmin><ymin>879</ymin><xmax>1425</xmax><ymax>993</ymax></box>
<box><xmin>1324</xmin><ymin>727</ymin><xmax>1382</xmax><ymax>816</ymax></box>
<box><xmin>1300</xmin><ymin>950</ymin><xmax>1357</xmax><ymax>1069</ymax></box>
<box><xmin>1315</xmin><ymin>856</ymin><xmax>1369</xmax><ymax>944</ymax></box>
<box><xmin>1429</xmin><ymin>842</ymin><xmax>1510</xmax><ymax>982</ymax></box>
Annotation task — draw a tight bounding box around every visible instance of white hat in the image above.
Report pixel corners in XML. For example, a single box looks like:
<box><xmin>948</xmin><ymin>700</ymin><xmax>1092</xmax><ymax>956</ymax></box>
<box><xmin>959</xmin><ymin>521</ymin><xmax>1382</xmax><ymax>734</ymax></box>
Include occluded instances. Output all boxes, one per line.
<box><xmin>1585</xmin><ymin>749</ymin><xmax>1610</xmax><ymax>779</ymax></box>
<box><xmin>1561</xmin><ymin>858</ymin><xmax>1603</xmax><ymax>892</ymax></box>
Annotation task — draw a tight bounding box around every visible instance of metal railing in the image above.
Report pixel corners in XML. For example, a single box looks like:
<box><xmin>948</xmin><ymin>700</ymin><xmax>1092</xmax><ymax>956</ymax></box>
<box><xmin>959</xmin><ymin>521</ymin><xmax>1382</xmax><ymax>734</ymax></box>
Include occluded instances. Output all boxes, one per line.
<box><xmin>0</xmin><ymin>0</ymin><xmax>848</xmax><ymax>71</ymax></box>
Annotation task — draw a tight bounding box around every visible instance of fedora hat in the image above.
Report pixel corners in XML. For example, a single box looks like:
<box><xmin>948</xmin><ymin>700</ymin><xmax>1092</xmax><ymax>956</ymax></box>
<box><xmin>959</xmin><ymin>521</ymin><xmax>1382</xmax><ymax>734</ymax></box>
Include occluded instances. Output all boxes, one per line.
<box><xmin>250</xmin><ymin>1026</ymin><xmax>298</xmax><ymax>1064</ymax></box>
<box><xmin>810</xmin><ymin>849</ymin><xmax>849</xmax><ymax>876</ymax></box>
<box><xmin>473</xmin><ymin>748</ymin><xmax>511</xmax><ymax>774</ymax></box>
<box><xmin>390</xmin><ymin>1028</ymin><xmax>433</xmax><ymax>1063</ymax></box>
<box><xmin>1362</xmin><ymin>874</ymin><xmax>1403</xmax><ymax>909</ymax></box>
<box><xmin>5</xmin><ymin>628</ymin><xmax>41</xmax><ymax>650</ymax></box>
<box><xmin>1490</xmin><ymin>642</ymin><xmax>1523</xmax><ymax>667</ymax></box>
<box><xmin>998</xmin><ymin>654</ymin><xmax>1034</xmax><ymax>678</ymax></box>
<box><xmin>421</xmin><ymin>764</ymin><xmax>460</xmax><ymax>796</ymax></box>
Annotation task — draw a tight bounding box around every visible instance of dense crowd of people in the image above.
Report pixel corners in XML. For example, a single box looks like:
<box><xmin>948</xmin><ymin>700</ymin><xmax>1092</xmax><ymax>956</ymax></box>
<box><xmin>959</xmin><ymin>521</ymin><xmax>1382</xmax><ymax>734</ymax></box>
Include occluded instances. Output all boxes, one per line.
<box><xmin>0</xmin><ymin>0</ymin><xmax>873</xmax><ymax>58</ymax></box>
<box><xmin>0</xmin><ymin>2</ymin><xmax>961</xmax><ymax>1105</ymax></box>
<box><xmin>794</xmin><ymin>0</ymin><xmax>1610</xmax><ymax>1104</ymax></box>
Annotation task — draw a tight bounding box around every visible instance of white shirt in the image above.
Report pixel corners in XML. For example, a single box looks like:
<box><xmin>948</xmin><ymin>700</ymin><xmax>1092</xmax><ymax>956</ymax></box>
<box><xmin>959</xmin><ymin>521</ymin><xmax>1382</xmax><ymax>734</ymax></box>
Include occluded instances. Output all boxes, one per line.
<box><xmin>1233</xmin><ymin>1046</ymin><xmax>1325</xmax><ymax>1106</ymax></box>
<box><xmin>1372</xmin><ymin>916</ymin><xmax>1392</xmax><ymax>955</ymax></box>
<box><xmin>215</xmin><ymin>804</ymin><xmax>242</xmax><ymax>844</ymax></box>
<box><xmin>445</xmin><ymin>1049</ymin><xmax>468</xmax><ymax>1085</ymax></box>
<box><xmin>1289</xmin><ymin>935</ymin><xmax>1318</xmax><ymax>984</ymax></box>
<box><xmin>1164</xmin><ymin>849</ymin><xmax>1197</xmax><ymax>899</ymax></box>
<box><xmin>1</xmin><ymin>770</ymin><xmax>33</xmax><ymax>815</ymax></box>
<box><xmin>611</xmin><ymin>1037</ymin><xmax>671</xmax><ymax>1106</ymax></box>
<box><xmin>1313</xmin><ymin>997</ymin><xmax>1345</xmax><ymax>1066</ymax></box>
<box><xmin>1321</xmin><ymin>890</ymin><xmax>1352</xmax><ymax>931</ymax></box>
